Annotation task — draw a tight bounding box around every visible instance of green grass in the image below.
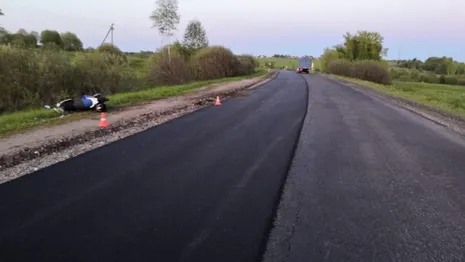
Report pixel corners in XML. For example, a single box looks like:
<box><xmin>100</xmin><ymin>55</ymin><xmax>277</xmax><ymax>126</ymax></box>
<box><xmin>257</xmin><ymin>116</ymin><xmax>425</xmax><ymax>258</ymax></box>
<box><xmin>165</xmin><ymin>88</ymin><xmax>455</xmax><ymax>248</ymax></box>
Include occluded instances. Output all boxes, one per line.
<box><xmin>330</xmin><ymin>75</ymin><xmax>465</xmax><ymax>118</ymax></box>
<box><xmin>127</xmin><ymin>55</ymin><xmax>150</xmax><ymax>78</ymax></box>
<box><xmin>0</xmin><ymin>69</ymin><xmax>268</xmax><ymax>137</ymax></box>
<box><xmin>108</xmin><ymin>70</ymin><xmax>267</xmax><ymax>106</ymax></box>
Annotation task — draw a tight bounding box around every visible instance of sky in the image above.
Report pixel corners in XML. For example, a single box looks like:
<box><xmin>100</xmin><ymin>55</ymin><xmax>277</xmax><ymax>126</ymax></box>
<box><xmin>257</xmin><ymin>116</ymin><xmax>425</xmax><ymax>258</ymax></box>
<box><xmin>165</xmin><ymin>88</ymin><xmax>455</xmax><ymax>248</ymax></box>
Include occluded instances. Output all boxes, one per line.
<box><xmin>1</xmin><ymin>0</ymin><xmax>465</xmax><ymax>61</ymax></box>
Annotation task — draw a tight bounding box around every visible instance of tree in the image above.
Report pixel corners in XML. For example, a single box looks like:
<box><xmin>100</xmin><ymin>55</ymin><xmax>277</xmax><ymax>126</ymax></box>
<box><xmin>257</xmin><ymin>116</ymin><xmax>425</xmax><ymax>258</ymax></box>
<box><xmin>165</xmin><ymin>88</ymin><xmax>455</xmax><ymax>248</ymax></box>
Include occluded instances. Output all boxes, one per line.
<box><xmin>150</xmin><ymin>0</ymin><xmax>180</xmax><ymax>61</ymax></box>
<box><xmin>320</xmin><ymin>48</ymin><xmax>341</xmax><ymax>72</ymax></box>
<box><xmin>0</xmin><ymin>9</ymin><xmax>4</xmax><ymax>34</ymax></box>
<box><xmin>40</xmin><ymin>30</ymin><xmax>63</xmax><ymax>48</ymax></box>
<box><xmin>61</xmin><ymin>32</ymin><xmax>83</xmax><ymax>51</ymax></box>
<box><xmin>335</xmin><ymin>31</ymin><xmax>388</xmax><ymax>61</ymax></box>
<box><xmin>4</xmin><ymin>29</ymin><xmax>38</xmax><ymax>48</ymax></box>
<box><xmin>183</xmin><ymin>19</ymin><xmax>208</xmax><ymax>50</ymax></box>
<box><xmin>17</xmin><ymin>28</ymin><xmax>28</xmax><ymax>35</ymax></box>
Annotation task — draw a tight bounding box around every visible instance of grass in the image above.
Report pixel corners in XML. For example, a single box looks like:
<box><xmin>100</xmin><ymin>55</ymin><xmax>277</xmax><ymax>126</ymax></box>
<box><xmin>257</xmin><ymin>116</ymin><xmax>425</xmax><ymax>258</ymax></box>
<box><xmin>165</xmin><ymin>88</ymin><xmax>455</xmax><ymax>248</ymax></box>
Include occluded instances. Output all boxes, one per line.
<box><xmin>330</xmin><ymin>75</ymin><xmax>465</xmax><ymax>118</ymax></box>
<box><xmin>0</xmin><ymin>69</ymin><xmax>268</xmax><ymax>137</ymax></box>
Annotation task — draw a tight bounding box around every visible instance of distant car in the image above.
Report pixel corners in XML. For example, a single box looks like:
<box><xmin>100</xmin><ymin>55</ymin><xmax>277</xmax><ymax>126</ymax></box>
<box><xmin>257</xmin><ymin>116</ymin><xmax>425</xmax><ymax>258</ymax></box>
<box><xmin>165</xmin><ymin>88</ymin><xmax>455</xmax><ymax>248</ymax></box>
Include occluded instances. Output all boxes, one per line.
<box><xmin>296</xmin><ymin>56</ymin><xmax>311</xmax><ymax>74</ymax></box>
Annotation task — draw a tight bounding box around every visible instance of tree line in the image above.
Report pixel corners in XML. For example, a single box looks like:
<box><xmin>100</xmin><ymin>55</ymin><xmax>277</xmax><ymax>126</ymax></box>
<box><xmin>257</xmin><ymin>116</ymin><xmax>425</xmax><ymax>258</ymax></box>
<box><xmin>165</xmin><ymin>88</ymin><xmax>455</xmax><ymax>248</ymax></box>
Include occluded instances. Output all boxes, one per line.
<box><xmin>391</xmin><ymin>57</ymin><xmax>465</xmax><ymax>76</ymax></box>
<box><xmin>319</xmin><ymin>31</ymin><xmax>391</xmax><ymax>85</ymax></box>
<box><xmin>0</xmin><ymin>1</ymin><xmax>209</xmax><ymax>54</ymax></box>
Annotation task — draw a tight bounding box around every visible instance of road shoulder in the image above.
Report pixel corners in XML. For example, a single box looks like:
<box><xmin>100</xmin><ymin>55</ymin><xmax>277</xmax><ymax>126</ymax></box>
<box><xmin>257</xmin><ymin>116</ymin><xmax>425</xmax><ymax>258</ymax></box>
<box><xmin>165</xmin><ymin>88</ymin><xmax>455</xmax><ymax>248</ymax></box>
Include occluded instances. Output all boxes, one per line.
<box><xmin>325</xmin><ymin>75</ymin><xmax>465</xmax><ymax>137</ymax></box>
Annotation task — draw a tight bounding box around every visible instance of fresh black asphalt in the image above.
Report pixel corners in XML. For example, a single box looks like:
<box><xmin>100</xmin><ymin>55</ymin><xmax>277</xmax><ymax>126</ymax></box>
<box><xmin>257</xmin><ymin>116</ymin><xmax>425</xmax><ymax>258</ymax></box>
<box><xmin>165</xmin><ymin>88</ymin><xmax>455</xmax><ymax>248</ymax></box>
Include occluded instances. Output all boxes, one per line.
<box><xmin>264</xmin><ymin>74</ymin><xmax>465</xmax><ymax>261</ymax></box>
<box><xmin>0</xmin><ymin>71</ymin><xmax>308</xmax><ymax>262</ymax></box>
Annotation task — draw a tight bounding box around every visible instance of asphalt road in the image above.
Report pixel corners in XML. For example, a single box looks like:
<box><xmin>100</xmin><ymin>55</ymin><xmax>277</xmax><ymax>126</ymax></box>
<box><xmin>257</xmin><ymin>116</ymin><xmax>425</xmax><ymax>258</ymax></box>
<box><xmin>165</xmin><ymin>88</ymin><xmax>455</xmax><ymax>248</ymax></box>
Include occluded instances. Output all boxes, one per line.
<box><xmin>264</xmin><ymin>74</ymin><xmax>465</xmax><ymax>261</ymax></box>
<box><xmin>0</xmin><ymin>71</ymin><xmax>308</xmax><ymax>262</ymax></box>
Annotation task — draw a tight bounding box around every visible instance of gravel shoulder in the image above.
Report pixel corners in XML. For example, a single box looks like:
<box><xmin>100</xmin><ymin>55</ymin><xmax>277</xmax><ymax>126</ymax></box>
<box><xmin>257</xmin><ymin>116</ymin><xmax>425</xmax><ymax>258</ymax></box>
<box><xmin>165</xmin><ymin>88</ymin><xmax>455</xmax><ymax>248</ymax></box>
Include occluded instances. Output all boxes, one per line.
<box><xmin>0</xmin><ymin>71</ymin><xmax>278</xmax><ymax>184</ymax></box>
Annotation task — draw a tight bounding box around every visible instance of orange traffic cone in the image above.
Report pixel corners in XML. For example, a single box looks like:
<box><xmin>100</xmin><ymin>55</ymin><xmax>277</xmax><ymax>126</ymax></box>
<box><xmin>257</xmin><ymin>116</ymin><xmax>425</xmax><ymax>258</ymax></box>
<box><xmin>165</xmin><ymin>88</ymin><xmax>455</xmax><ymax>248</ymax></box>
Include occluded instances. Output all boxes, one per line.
<box><xmin>99</xmin><ymin>112</ymin><xmax>109</xmax><ymax>128</ymax></box>
<box><xmin>215</xmin><ymin>96</ymin><xmax>221</xmax><ymax>106</ymax></box>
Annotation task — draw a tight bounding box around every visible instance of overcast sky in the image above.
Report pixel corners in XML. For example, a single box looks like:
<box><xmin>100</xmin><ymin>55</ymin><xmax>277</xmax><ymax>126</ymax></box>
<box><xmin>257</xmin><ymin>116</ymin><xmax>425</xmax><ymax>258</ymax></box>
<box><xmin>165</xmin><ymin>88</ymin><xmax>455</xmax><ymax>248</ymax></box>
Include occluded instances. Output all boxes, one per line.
<box><xmin>2</xmin><ymin>0</ymin><xmax>465</xmax><ymax>61</ymax></box>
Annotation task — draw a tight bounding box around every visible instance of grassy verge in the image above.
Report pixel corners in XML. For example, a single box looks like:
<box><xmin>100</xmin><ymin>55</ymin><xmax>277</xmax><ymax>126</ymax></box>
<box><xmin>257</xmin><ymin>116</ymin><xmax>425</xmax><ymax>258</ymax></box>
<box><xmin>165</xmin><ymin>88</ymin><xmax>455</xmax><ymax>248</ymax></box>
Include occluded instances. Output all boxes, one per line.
<box><xmin>0</xmin><ymin>70</ymin><xmax>268</xmax><ymax>137</ymax></box>
<box><xmin>329</xmin><ymin>75</ymin><xmax>465</xmax><ymax>118</ymax></box>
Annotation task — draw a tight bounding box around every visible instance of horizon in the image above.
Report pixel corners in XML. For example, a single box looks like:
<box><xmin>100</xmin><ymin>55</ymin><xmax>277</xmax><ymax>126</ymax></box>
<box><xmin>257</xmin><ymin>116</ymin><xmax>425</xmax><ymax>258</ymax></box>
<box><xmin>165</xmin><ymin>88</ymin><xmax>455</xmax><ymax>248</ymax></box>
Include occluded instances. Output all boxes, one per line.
<box><xmin>1</xmin><ymin>0</ymin><xmax>465</xmax><ymax>62</ymax></box>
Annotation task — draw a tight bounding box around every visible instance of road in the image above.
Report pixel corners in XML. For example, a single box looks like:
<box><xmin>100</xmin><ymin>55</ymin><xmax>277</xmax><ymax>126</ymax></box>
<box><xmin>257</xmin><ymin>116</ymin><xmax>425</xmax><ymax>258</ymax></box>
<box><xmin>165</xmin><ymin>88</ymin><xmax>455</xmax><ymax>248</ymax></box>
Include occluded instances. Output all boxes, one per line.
<box><xmin>265</xmin><ymin>74</ymin><xmax>465</xmax><ymax>261</ymax></box>
<box><xmin>0</xmin><ymin>71</ymin><xmax>308</xmax><ymax>262</ymax></box>
<box><xmin>3</xmin><ymin>71</ymin><xmax>465</xmax><ymax>262</ymax></box>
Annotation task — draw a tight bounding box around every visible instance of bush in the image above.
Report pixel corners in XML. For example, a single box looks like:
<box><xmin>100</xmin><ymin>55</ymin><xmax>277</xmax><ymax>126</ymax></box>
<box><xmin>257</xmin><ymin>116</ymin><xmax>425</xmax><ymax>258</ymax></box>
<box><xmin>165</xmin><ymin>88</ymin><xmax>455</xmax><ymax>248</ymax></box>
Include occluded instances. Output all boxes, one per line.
<box><xmin>445</xmin><ymin>76</ymin><xmax>458</xmax><ymax>85</ymax></box>
<box><xmin>97</xmin><ymin>43</ymin><xmax>123</xmax><ymax>55</ymax></box>
<box><xmin>97</xmin><ymin>43</ymin><xmax>127</xmax><ymax>63</ymax></box>
<box><xmin>420</xmin><ymin>72</ymin><xmax>438</xmax><ymax>83</ymax></box>
<box><xmin>147</xmin><ymin>48</ymin><xmax>190</xmax><ymax>85</ymax></box>
<box><xmin>0</xmin><ymin>46</ymin><xmax>137</xmax><ymax>113</ymax></box>
<box><xmin>0</xmin><ymin>44</ymin><xmax>259</xmax><ymax>114</ymax></box>
<box><xmin>190</xmin><ymin>46</ymin><xmax>237</xmax><ymax>81</ymax></box>
<box><xmin>409</xmin><ymin>69</ymin><xmax>421</xmax><ymax>81</ymax></box>
<box><xmin>457</xmin><ymin>78</ymin><xmax>465</xmax><ymax>86</ymax></box>
<box><xmin>389</xmin><ymin>68</ymin><xmax>400</xmax><ymax>80</ymax></box>
<box><xmin>326</xmin><ymin>59</ymin><xmax>391</xmax><ymax>85</ymax></box>
<box><xmin>73</xmin><ymin>52</ymin><xmax>137</xmax><ymax>94</ymax></box>
<box><xmin>351</xmin><ymin>60</ymin><xmax>391</xmax><ymax>85</ymax></box>
<box><xmin>439</xmin><ymin>74</ymin><xmax>446</xmax><ymax>84</ymax></box>
<box><xmin>325</xmin><ymin>59</ymin><xmax>352</xmax><ymax>77</ymax></box>
<box><xmin>234</xmin><ymin>54</ymin><xmax>258</xmax><ymax>76</ymax></box>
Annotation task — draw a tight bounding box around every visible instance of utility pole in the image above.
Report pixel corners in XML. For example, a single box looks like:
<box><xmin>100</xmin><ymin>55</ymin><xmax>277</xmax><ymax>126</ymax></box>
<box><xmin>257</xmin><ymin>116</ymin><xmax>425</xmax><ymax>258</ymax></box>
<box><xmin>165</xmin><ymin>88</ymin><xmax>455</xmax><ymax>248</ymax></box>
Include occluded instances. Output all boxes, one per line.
<box><xmin>101</xmin><ymin>23</ymin><xmax>115</xmax><ymax>46</ymax></box>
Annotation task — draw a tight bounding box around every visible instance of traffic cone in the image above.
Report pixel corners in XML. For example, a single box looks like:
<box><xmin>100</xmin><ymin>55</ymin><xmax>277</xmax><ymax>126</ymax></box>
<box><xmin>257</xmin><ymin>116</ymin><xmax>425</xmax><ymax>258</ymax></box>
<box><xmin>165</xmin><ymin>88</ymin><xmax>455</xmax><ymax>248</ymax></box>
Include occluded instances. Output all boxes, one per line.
<box><xmin>99</xmin><ymin>112</ymin><xmax>109</xmax><ymax>128</ymax></box>
<box><xmin>215</xmin><ymin>96</ymin><xmax>221</xmax><ymax>106</ymax></box>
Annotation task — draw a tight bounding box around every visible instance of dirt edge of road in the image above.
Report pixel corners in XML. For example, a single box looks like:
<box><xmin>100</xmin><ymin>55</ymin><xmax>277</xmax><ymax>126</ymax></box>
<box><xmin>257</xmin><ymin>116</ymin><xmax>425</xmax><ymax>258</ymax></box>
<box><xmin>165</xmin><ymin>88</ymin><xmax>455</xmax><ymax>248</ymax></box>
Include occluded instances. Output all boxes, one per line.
<box><xmin>0</xmin><ymin>71</ymin><xmax>279</xmax><ymax>183</ymax></box>
<box><xmin>327</xmin><ymin>76</ymin><xmax>465</xmax><ymax>137</ymax></box>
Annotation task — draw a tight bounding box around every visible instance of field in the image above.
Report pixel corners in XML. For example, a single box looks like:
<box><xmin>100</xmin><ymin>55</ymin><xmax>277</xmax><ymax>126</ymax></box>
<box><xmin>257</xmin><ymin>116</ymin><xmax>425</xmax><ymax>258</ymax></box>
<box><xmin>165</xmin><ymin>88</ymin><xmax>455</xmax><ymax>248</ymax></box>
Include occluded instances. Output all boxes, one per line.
<box><xmin>331</xmin><ymin>76</ymin><xmax>465</xmax><ymax>118</ymax></box>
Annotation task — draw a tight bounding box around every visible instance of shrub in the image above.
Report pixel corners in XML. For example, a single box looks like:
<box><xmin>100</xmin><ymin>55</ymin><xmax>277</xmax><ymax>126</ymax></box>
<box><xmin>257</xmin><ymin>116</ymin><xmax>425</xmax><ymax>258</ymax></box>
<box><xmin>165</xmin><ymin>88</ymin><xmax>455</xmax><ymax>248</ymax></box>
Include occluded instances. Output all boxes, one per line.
<box><xmin>420</xmin><ymin>72</ymin><xmax>438</xmax><ymax>83</ymax></box>
<box><xmin>171</xmin><ymin>41</ymin><xmax>194</xmax><ymax>62</ymax></box>
<box><xmin>325</xmin><ymin>59</ymin><xmax>352</xmax><ymax>77</ymax></box>
<box><xmin>351</xmin><ymin>60</ymin><xmax>391</xmax><ymax>85</ymax></box>
<box><xmin>97</xmin><ymin>43</ymin><xmax>127</xmax><ymax>63</ymax></box>
<box><xmin>147</xmin><ymin>48</ymin><xmax>190</xmax><ymax>85</ymax></box>
<box><xmin>97</xmin><ymin>43</ymin><xmax>123</xmax><ymax>55</ymax></box>
<box><xmin>234</xmin><ymin>54</ymin><xmax>257</xmax><ymax>76</ymax></box>
<box><xmin>0</xmin><ymin>44</ymin><xmax>258</xmax><ymax>114</ymax></box>
<box><xmin>73</xmin><ymin>52</ymin><xmax>136</xmax><ymax>94</ymax></box>
<box><xmin>457</xmin><ymin>78</ymin><xmax>465</xmax><ymax>86</ymax></box>
<box><xmin>190</xmin><ymin>46</ymin><xmax>237</xmax><ymax>81</ymax></box>
<box><xmin>0</xmin><ymin>46</ymin><xmax>137</xmax><ymax>113</ymax></box>
<box><xmin>326</xmin><ymin>59</ymin><xmax>391</xmax><ymax>85</ymax></box>
<box><xmin>398</xmin><ymin>75</ymin><xmax>412</xmax><ymax>81</ymax></box>
<box><xmin>409</xmin><ymin>69</ymin><xmax>421</xmax><ymax>81</ymax></box>
<box><xmin>0</xmin><ymin>46</ymin><xmax>39</xmax><ymax>112</ymax></box>
<box><xmin>389</xmin><ymin>68</ymin><xmax>400</xmax><ymax>80</ymax></box>
<box><xmin>445</xmin><ymin>76</ymin><xmax>458</xmax><ymax>85</ymax></box>
<box><xmin>439</xmin><ymin>74</ymin><xmax>446</xmax><ymax>84</ymax></box>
